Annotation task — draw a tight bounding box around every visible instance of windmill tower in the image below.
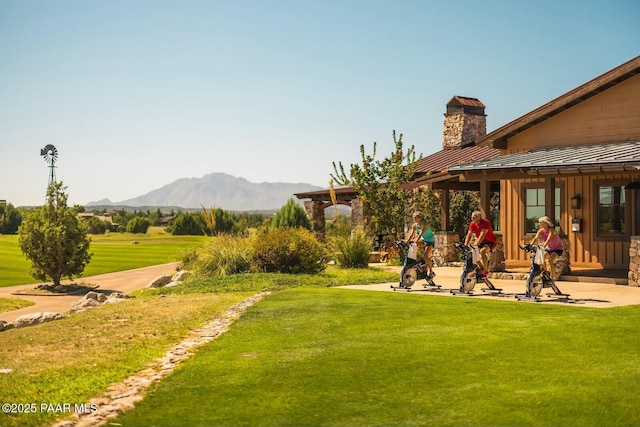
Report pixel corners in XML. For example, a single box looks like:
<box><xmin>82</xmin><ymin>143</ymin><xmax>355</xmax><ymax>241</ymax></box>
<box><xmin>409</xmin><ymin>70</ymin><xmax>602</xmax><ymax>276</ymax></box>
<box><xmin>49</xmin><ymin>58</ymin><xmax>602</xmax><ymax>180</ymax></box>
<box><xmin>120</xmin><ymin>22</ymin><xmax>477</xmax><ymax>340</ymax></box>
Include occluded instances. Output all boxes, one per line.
<box><xmin>40</xmin><ymin>144</ymin><xmax>59</xmax><ymax>186</ymax></box>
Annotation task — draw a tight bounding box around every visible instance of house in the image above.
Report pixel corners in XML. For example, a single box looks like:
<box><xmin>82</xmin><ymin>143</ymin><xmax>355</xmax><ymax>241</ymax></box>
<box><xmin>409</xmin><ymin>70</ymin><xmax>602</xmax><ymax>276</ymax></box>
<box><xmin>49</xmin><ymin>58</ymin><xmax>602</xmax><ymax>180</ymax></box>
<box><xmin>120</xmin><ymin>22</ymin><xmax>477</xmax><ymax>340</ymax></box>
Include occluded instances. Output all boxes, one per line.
<box><xmin>296</xmin><ymin>95</ymin><xmax>501</xmax><ymax>264</ymax></box>
<box><xmin>296</xmin><ymin>55</ymin><xmax>640</xmax><ymax>284</ymax></box>
<box><xmin>446</xmin><ymin>55</ymin><xmax>640</xmax><ymax>284</ymax></box>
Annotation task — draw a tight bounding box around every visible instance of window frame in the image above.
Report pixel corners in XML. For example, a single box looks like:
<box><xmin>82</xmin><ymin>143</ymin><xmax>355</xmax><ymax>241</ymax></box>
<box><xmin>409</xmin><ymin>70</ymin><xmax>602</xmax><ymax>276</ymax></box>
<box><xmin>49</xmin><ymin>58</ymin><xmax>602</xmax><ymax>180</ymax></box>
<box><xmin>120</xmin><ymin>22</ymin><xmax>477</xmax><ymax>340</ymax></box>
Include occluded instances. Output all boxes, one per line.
<box><xmin>521</xmin><ymin>182</ymin><xmax>564</xmax><ymax>240</ymax></box>
<box><xmin>594</xmin><ymin>180</ymin><xmax>630</xmax><ymax>242</ymax></box>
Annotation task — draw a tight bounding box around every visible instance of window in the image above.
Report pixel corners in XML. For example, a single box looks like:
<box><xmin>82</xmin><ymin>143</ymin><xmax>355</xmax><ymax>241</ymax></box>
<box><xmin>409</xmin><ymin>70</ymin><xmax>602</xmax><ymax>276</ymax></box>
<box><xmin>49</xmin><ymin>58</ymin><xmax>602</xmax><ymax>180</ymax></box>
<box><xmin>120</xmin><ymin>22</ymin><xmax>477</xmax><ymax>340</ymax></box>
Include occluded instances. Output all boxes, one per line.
<box><xmin>524</xmin><ymin>186</ymin><xmax>561</xmax><ymax>233</ymax></box>
<box><xmin>597</xmin><ymin>184</ymin><xmax>626</xmax><ymax>236</ymax></box>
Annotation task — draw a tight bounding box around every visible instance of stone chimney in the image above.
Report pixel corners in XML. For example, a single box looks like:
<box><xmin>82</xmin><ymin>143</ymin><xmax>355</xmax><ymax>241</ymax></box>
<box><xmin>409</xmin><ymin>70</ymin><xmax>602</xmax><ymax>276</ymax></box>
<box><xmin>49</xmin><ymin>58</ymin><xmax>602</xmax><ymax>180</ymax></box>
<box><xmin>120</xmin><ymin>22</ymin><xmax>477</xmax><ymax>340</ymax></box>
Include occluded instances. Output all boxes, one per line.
<box><xmin>442</xmin><ymin>96</ymin><xmax>486</xmax><ymax>149</ymax></box>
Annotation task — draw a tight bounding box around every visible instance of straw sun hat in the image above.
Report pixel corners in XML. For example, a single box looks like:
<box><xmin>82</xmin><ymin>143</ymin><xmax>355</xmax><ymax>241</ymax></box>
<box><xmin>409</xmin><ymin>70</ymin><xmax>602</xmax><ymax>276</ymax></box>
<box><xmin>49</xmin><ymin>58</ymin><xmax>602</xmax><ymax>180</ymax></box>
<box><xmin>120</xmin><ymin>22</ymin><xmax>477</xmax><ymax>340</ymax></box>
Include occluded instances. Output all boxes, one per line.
<box><xmin>538</xmin><ymin>216</ymin><xmax>554</xmax><ymax>227</ymax></box>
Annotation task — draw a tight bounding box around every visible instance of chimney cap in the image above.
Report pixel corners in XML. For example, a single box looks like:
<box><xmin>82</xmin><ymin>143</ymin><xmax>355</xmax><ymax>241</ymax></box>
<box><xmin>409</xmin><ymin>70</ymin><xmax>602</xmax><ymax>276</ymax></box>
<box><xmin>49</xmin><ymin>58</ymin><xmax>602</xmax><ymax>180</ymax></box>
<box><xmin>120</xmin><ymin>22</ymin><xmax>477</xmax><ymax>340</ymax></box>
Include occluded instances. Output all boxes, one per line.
<box><xmin>446</xmin><ymin>96</ymin><xmax>485</xmax><ymax>109</ymax></box>
<box><xmin>446</xmin><ymin>96</ymin><xmax>485</xmax><ymax>116</ymax></box>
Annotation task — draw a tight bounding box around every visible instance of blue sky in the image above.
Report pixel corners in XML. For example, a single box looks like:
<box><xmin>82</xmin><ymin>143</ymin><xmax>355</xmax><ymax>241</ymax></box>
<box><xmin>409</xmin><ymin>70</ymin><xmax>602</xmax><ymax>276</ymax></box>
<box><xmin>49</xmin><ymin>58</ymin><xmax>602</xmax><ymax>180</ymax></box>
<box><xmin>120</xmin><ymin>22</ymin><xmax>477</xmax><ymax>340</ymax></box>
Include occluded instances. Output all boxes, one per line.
<box><xmin>1</xmin><ymin>0</ymin><xmax>638</xmax><ymax>207</ymax></box>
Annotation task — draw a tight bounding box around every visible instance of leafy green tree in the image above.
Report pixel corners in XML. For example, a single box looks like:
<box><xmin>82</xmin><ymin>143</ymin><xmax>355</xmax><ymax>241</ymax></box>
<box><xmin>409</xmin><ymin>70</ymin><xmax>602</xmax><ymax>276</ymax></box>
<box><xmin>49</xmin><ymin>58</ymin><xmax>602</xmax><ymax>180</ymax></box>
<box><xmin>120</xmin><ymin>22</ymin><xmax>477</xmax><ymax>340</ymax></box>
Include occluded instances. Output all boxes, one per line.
<box><xmin>449</xmin><ymin>190</ymin><xmax>480</xmax><ymax>237</ymax></box>
<box><xmin>18</xmin><ymin>182</ymin><xmax>92</xmax><ymax>286</ymax></box>
<box><xmin>86</xmin><ymin>216</ymin><xmax>109</xmax><ymax>234</ymax></box>
<box><xmin>0</xmin><ymin>202</ymin><xmax>22</xmax><ymax>234</ymax></box>
<box><xmin>331</xmin><ymin>130</ymin><xmax>421</xmax><ymax>239</ymax></box>
<box><xmin>172</xmin><ymin>212</ymin><xmax>208</xmax><ymax>235</ymax></box>
<box><xmin>126</xmin><ymin>216</ymin><xmax>151</xmax><ymax>234</ymax></box>
<box><xmin>271</xmin><ymin>198</ymin><xmax>312</xmax><ymax>230</ymax></box>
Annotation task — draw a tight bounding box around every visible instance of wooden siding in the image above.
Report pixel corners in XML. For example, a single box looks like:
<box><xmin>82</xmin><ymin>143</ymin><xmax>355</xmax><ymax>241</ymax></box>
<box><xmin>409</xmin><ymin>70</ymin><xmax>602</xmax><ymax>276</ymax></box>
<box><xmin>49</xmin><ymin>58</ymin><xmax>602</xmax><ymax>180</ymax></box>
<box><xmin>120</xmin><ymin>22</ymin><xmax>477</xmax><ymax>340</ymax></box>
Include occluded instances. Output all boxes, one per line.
<box><xmin>502</xmin><ymin>174</ymin><xmax>635</xmax><ymax>269</ymax></box>
<box><xmin>505</xmin><ymin>74</ymin><xmax>640</xmax><ymax>151</ymax></box>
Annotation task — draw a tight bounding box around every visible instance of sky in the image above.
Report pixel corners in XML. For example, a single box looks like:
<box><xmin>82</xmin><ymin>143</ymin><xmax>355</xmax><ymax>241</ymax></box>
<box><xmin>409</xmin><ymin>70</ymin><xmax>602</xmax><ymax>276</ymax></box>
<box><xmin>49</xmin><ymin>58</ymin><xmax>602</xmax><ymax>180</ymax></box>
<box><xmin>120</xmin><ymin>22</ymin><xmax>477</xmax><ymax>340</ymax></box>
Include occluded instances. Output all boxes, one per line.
<box><xmin>1</xmin><ymin>0</ymin><xmax>639</xmax><ymax>207</ymax></box>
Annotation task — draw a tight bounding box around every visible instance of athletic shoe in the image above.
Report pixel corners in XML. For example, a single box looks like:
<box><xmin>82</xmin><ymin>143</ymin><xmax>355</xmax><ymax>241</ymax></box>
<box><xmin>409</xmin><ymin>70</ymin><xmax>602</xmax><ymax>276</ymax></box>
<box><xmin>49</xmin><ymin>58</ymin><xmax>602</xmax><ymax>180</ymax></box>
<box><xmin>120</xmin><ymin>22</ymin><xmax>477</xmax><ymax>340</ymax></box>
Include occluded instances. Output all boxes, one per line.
<box><xmin>429</xmin><ymin>272</ymin><xmax>436</xmax><ymax>279</ymax></box>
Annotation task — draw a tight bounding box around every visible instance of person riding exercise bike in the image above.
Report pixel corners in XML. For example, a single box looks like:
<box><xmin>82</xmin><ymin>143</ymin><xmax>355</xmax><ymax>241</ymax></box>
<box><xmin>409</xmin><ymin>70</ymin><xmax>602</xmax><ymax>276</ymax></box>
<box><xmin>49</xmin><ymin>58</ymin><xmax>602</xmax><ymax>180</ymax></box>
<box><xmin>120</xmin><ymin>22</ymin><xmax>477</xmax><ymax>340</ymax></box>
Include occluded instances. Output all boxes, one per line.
<box><xmin>464</xmin><ymin>211</ymin><xmax>496</xmax><ymax>277</ymax></box>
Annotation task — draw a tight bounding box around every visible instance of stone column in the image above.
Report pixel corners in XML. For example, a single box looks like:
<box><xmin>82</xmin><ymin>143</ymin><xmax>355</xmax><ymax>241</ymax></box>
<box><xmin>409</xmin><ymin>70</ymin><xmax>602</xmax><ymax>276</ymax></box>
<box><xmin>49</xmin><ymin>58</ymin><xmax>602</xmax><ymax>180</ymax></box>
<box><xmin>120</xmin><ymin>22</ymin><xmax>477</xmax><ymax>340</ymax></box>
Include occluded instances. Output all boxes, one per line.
<box><xmin>488</xmin><ymin>233</ymin><xmax>506</xmax><ymax>272</ymax></box>
<box><xmin>555</xmin><ymin>237</ymin><xmax>572</xmax><ymax>277</ymax></box>
<box><xmin>629</xmin><ymin>236</ymin><xmax>640</xmax><ymax>287</ymax></box>
<box><xmin>303</xmin><ymin>201</ymin><xmax>325</xmax><ymax>240</ymax></box>
<box><xmin>432</xmin><ymin>232</ymin><xmax>460</xmax><ymax>266</ymax></box>
<box><xmin>350</xmin><ymin>198</ymin><xmax>365</xmax><ymax>230</ymax></box>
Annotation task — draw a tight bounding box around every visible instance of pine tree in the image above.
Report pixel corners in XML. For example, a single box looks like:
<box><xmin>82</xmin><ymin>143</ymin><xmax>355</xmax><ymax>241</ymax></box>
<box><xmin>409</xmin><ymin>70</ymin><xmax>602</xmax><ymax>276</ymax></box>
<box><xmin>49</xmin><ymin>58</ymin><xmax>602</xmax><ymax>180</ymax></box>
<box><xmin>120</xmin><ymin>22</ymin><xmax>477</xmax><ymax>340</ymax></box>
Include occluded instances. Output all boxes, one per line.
<box><xmin>18</xmin><ymin>182</ymin><xmax>92</xmax><ymax>286</ymax></box>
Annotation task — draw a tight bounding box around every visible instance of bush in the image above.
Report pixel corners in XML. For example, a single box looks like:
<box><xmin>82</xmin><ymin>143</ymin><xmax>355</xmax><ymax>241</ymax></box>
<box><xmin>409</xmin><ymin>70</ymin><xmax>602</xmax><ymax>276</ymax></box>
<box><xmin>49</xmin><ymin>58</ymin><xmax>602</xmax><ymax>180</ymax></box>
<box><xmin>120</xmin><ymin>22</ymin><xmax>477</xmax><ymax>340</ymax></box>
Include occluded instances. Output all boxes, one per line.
<box><xmin>190</xmin><ymin>235</ymin><xmax>253</xmax><ymax>276</ymax></box>
<box><xmin>252</xmin><ymin>228</ymin><xmax>327</xmax><ymax>274</ymax></box>
<box><xmin>330</xmin><ymin>226</ymin><xmax>372</xmax><ymax>268</ymax></box>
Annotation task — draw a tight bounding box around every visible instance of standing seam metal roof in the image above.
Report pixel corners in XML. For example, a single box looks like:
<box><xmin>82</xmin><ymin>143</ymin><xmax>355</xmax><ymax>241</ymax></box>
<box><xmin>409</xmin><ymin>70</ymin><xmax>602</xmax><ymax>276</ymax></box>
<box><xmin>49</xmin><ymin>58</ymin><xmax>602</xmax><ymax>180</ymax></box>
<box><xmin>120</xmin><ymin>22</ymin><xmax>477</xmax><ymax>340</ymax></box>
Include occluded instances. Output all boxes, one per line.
<box><xmin>447</xmin><ymin>141</ymin><xmax>640</xmax><ymax>172</ymax></box>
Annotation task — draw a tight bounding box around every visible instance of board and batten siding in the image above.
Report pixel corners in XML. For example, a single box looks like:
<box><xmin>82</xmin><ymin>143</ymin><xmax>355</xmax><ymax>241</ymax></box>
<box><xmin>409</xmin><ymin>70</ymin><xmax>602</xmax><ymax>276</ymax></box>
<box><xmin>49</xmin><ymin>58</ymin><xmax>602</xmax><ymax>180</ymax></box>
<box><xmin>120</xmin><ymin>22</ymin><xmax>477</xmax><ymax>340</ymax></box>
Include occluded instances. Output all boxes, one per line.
<box><xmin>502</xmin><ymin>174</ymin><xmax>633</xmax><ymax>269</ymax></box>
<box><xmin>505</xmin><ymin>74</ymin><xmax>640</xmax><ymax>151</ymax></box>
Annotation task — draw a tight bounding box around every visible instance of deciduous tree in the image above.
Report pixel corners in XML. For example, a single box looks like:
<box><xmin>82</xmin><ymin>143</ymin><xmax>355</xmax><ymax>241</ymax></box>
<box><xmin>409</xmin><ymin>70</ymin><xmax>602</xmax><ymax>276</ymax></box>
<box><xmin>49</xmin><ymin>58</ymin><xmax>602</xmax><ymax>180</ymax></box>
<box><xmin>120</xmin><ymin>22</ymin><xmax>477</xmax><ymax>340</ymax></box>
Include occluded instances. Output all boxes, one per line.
<box><xmin>331</xmin><ymin>130</ymin><xmax>421</xmax><ymax>239</ymax></box>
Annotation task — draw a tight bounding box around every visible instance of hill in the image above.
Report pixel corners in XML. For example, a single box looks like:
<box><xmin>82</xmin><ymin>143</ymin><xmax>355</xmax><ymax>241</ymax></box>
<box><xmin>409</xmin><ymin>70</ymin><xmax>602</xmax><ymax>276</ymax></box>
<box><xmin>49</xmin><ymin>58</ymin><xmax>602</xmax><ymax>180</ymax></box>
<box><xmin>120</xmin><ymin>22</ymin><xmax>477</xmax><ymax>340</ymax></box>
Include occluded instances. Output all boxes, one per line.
<box><xmin>86</xmin><ymin>173</ymin><xmax>324</xmax><ymax>211</ymax></box>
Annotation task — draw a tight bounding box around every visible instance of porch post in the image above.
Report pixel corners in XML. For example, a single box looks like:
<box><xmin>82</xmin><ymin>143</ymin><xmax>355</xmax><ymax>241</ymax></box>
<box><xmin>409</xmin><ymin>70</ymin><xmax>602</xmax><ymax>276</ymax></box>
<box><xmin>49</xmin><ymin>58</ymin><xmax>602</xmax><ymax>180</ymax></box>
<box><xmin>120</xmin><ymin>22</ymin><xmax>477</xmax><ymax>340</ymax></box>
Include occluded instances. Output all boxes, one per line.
<box><xmin>479</xmin><ymin>179</ymin><xmax>491</xmax><ymax>223</ymax></box>
<box><xmin>441</xmin><ymin>188</ymin><xmax>450</xmax><ymax>232</ymax></box>
<box><xmin>544</xmin><ymin>177</ymin><xmax>556</xmax><ymax>224</ymax></box>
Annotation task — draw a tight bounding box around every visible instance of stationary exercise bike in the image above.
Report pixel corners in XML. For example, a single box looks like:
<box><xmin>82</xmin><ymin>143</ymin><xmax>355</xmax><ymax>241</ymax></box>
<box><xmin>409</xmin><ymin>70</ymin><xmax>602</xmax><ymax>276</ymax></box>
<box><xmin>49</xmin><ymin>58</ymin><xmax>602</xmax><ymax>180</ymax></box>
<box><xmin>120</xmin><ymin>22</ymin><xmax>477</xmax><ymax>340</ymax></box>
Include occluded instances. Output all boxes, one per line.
<box><xmin>391</xmin><ymin>240</ymin><xmax>440</xmax><ymax>292</ymax></box>
<box><xmin>517</xmin><ymin>244</ymin><xmax>569</xmax><ymax>301</ymax></box>
<box><xmin>451</xmin><ymin>242</ymin><xmax>503</xmax><ymax>295</ymax></box>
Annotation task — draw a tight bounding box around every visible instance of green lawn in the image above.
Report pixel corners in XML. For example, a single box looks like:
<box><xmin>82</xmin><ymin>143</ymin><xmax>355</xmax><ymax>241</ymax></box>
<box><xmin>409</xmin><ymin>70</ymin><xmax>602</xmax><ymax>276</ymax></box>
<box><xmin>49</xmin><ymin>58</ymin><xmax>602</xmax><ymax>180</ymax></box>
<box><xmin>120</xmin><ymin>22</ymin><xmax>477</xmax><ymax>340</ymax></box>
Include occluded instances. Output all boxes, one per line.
<box><xmin>0</xmin><ymin>232</ymin><xmax>210</xmax><ymax>288</ymax></box>
<box><xmin>115</xmin><ymin>288</ymin><xmax>640</xmax><ymax>427</ymax></box>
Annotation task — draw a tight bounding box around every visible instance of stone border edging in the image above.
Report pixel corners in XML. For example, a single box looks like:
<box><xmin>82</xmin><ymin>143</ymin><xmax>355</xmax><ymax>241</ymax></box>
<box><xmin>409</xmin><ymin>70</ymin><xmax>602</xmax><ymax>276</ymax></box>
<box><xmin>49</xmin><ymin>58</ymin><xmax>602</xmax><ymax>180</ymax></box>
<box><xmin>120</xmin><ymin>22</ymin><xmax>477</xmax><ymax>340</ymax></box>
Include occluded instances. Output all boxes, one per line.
<box><xmin>51</xmin><ymin>291</ymin><xmax>271</xmax><ymax>427</ymax></box>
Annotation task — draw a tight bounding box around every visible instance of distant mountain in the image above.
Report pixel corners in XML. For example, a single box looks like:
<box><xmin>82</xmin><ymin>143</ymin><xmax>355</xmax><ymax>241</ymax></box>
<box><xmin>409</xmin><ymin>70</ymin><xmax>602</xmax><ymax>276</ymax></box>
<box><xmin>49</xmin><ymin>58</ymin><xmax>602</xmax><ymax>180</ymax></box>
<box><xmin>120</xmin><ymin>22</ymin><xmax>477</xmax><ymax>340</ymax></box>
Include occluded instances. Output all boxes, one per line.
<box><xmin>86</xmin><ymin>173</ymin><xmax>324</xmax><ymax>211</ymax></box>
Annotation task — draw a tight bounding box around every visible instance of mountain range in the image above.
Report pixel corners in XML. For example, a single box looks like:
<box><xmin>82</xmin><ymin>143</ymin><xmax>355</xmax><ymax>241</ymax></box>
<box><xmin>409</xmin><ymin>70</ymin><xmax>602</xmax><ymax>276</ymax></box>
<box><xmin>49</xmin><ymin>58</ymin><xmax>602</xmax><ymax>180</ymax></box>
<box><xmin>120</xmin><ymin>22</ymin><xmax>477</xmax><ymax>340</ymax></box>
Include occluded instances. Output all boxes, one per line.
<box><xmin>86</xmin><ymin>173</ymin><xmax>324</xmax><ymax>211</ymax></box>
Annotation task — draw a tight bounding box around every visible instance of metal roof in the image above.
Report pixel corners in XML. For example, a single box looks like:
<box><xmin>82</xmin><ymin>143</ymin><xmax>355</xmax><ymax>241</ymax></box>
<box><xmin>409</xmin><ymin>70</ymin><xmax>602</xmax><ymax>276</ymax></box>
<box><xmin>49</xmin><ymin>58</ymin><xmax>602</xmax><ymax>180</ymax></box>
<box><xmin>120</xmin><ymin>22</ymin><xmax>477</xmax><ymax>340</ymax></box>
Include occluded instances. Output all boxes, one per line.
<box><xmin>448</xmin><ymin>141</ymin><xmax>640</xmax><ymax>175</ymax></box>
<box><xmin>415</xmin><ymin>145</ymin><xmax>501</xmax><ymax>174</ymax></box>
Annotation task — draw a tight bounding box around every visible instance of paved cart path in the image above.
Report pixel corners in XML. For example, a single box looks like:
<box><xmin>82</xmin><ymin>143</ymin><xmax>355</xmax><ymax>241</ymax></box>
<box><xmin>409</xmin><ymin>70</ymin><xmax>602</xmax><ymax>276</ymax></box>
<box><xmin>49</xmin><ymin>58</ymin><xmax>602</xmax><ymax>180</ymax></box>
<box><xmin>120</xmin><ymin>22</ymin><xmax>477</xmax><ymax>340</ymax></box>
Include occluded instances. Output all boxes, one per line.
<box><xmin>0</xmin><ymin>262</ymin><xmax>179</xmax><ymax>323</ymax></box>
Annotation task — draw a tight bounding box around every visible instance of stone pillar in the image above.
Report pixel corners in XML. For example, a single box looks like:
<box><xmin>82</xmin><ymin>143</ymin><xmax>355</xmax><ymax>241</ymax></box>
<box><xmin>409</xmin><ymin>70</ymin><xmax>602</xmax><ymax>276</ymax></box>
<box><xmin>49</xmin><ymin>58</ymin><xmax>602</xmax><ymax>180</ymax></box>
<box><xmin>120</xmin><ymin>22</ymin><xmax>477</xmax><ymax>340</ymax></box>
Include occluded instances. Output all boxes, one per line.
<box><xmin>432</xmin><ymin>232</ymin><xmax>459</xmax><ymax>266</ymax></box>
<box><xmin>555</xmin><ymin>237</ymin><xmax>572</xmax><ymax>278</ymax></box>
<box><xmin>629</xmin><ymin>236</ymin><xmax>640</xmax><ymax>287</ymax></box>
<box><xmin>488</xmin><ymin>233</ymin><xmax>506</xmax><ymax>272</ymax></box>
<box><xmin>350</xmin><ymin>198</ymin><xmax>365</xmax><ymax>229</ymax></box>
<box><xmin>303</xmin><ymin>201</ymin><xmax>325</xmax><ymax>240</ymax></box>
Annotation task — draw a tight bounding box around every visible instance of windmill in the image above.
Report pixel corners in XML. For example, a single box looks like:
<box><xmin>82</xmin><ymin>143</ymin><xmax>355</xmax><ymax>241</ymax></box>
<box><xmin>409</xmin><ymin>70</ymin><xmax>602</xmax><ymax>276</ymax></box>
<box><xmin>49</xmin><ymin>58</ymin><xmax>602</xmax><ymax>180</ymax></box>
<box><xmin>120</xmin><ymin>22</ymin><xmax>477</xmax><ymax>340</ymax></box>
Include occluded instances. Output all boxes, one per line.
<box><xmin>40</xmin><ymin>144</ymin><xmax>59</xmax><ymax>186</ymax></box>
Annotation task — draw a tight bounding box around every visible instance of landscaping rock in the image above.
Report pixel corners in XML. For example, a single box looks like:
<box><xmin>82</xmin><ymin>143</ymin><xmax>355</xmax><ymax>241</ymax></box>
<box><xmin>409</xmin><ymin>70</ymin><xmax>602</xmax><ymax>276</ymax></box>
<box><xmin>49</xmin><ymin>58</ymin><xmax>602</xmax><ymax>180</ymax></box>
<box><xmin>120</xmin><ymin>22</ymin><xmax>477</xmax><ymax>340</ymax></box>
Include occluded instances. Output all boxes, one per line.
<box><xmin>148</xmin><ymin>275</ymin><xmax>172</xmax><ymax>288</ymax></box>
<box><xmin>70</xmin><ymin>291</ymin><xmax>132</xmax><ymax>313</ymax></box>
<box><xmin>13</xmin><ymin>312</ymin><xmax>66</xmax><ymax>328</ymax></box>
<box><xmin>0</xmin><ymin>320</ymin><xmax>14</xmax><ymax>332</ymax></box>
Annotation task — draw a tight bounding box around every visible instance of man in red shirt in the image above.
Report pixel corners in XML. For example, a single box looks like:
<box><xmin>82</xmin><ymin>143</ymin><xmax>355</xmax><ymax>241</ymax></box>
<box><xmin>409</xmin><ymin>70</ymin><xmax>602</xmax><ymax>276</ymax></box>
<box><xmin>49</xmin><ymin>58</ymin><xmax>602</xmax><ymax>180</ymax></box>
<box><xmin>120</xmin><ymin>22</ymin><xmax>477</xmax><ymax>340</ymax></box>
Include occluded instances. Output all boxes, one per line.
<box><xmin>464</xmin><ymin>210</ymin><xmax>497</xmax><ymax>275</ymax></box>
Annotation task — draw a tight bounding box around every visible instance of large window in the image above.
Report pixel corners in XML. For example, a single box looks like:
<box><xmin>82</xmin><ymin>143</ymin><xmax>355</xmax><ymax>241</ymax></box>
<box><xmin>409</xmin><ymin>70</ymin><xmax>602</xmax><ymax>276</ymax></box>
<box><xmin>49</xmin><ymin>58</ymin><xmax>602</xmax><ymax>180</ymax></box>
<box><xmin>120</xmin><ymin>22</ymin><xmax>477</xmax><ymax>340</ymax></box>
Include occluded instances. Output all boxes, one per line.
<box><xmin>597</xmin><ymin>184</ymin><xmax>626</xmax><ymax>236</ymax></box>
<box><xmin>524</xmin><ymin>186</ymin><xmax>561</xmax><ymax>233</ymax></box>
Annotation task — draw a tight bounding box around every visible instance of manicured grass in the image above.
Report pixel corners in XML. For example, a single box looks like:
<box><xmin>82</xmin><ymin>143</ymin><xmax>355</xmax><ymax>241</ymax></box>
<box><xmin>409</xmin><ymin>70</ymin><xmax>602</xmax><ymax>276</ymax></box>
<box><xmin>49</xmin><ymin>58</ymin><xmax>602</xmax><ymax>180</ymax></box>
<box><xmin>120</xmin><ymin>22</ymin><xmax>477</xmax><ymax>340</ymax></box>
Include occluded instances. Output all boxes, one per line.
<box><xmin>115</xmin><ymin>288</ymin><xmax>640</xmax><ymax>427</ymax></box>
<box><xmin>0</xmin><ymin>298</ymin><xmax>34</xmax><ymax>312</ymax></box>
<box><xmin>0</xmin><ymin>291</ymin><xmax>254</xmax><ymax>427</ymax></box>
<box><xmin>0</xmin><ymin>267</ymin><xmax>397</xmax><ymax>427</ymax></box>
<box><xmin>0</xmin><ymin>232</ymin><xmax>210</xmax><ymax>288</ymax></box>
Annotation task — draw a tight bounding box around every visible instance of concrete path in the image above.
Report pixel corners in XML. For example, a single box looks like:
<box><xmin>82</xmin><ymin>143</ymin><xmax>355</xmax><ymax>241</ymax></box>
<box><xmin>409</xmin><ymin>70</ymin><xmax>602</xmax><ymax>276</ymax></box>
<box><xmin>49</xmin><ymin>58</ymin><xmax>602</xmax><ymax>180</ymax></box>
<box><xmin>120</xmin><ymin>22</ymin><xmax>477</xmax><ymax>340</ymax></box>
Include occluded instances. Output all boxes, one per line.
<box><xmin>0</xmin><ymin>262</ymin><xmax>179</xmax><ymax>323</ymax></box>
<box><xmin>339</xmin><ymin>266</ymin><xmax>640</xmax><ymax>309</ymax></box>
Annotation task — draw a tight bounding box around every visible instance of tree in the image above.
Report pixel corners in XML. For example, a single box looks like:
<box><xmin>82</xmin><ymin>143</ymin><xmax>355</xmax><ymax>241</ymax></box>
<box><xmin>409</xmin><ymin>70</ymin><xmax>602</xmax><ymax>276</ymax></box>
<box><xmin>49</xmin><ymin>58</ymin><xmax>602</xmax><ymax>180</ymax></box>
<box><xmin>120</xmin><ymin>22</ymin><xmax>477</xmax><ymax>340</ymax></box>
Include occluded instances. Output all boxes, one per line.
<box><xmin>331</xmin><ymin>130</ymin><xmax>421</xmax><ymax>239</ymax></box>
<box><xmin>18</xmin><ymin>182</ymin><xmax>92</xmax><ymax>286</ymax></box>
<box><xmin>126</xmin><ymin>216</ymin><xmax>151</xmax><ymax>234</ymax></box>
<box><xmin>271</xmin><ymin>198</ymin><xmax>312</xmax><ymax>230</ymax></box>
<box><xmin>172</xmin><ymin>212</ymin><xmax>208</xmax><ymax>235</ymax></box>
<box><xmin>0</xmin><ymin>202</ymin><xmax>22</xmax><ymax>234</ymax></box>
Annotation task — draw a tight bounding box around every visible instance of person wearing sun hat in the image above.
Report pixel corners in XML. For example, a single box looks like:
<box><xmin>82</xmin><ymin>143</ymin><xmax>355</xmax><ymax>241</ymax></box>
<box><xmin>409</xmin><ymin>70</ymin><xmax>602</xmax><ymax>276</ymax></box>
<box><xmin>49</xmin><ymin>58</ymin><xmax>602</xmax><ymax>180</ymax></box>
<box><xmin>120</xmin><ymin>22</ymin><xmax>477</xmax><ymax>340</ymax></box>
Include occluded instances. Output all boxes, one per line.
<box><xmin>530</xmin><ymin>215</ymin><xmax>564</xmax><ymax>280</ymax></box>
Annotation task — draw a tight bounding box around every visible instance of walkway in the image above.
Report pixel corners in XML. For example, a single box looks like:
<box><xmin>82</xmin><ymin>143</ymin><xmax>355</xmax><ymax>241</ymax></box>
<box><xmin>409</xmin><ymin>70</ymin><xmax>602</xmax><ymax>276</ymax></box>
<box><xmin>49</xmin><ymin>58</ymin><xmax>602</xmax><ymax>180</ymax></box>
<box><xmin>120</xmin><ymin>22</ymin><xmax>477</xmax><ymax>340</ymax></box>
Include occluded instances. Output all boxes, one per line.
<box><xmin>0</xmin><ymin>262</ymin><xmax>179</xmax><ymax>323</ymax></box>
<box><xmin>340</xmin><ymin>266</ymin><xmax>640</xmax><ymax>308</ymax></box>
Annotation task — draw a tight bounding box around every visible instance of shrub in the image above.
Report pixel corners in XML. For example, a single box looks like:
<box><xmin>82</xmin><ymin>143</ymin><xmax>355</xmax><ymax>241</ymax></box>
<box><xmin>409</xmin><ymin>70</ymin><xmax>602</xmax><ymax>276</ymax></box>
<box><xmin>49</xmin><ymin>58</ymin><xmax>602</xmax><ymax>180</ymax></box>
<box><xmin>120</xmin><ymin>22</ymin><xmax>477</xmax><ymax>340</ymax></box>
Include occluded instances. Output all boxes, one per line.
<box><xmin>252</xmin><ymin>227</ymin><xmax>327</xmax><ymax>274</ymax></box>
<box><xmin>330</xmin><ymin>226</ymin><xmax>372</xmax><ymax>268</ymax></box>
<box><xmin>190</xmin><ymin>235</ymin><xmax>253</xmax><ymax>276</ymax></box>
